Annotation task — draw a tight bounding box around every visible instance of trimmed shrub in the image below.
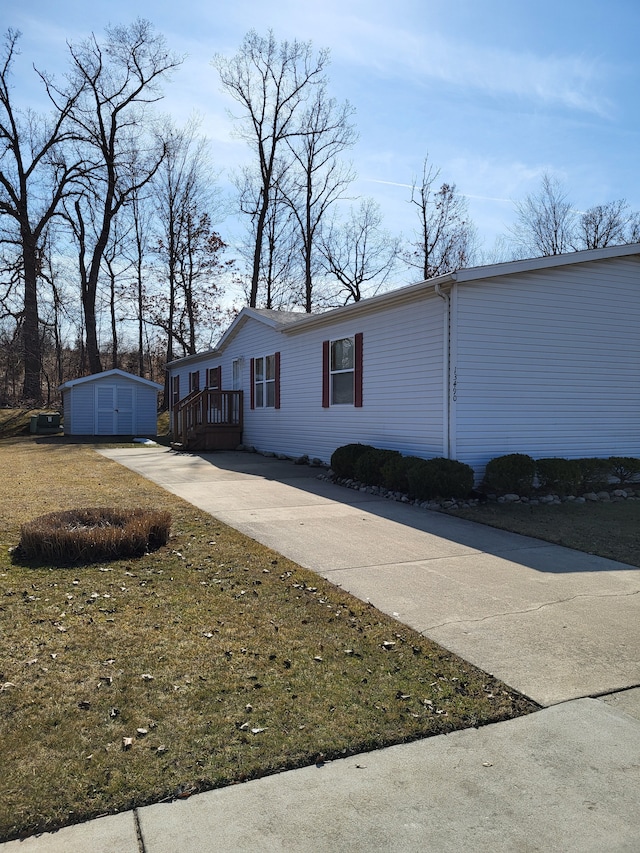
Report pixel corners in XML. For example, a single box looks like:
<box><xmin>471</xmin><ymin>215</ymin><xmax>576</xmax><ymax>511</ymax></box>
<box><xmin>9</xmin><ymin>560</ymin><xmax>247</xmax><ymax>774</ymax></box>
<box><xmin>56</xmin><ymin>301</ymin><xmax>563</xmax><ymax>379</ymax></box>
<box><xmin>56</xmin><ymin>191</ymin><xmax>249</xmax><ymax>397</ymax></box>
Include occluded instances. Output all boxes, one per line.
<box><xmin>482</xmin><ymin>453</ymin><xmax>536</xmax><ymax>495</ymax></box>
<box><xmin>575</xmin><ymin>458</ymin><xmax>611</xmax><ymax>493</ymax></box>
<box><xmin>608</xmin><ymin>456</ymin><xmax>640</xmax><ymax>486</ymax></box>
<box><xmin>16</xmin><ymin>507</ymin><xmax>172</xmax><ymax>565</ymax></box>
<box><xmin>330</xmin><ymin>443</ymin><xmax>374</xmax><ymax>479</ymax></box>
<box><xmin>406</xmin><ymin>457</ymin><xmax>474</xmax><ymax>501</ymax></box>
<box><xmin>535</xmin><ymin>458</ymin><xmax>582</xmax><ymax>496</ymax></box>
<box><xmin>380</xmin><ymin>454</ymin><xmax>419</xmax><ymax>493</ymax></box>
<box><xmin>354</xmin><ymin>448</ymin><xmax>402</xmax><ymax>487</ymax></box>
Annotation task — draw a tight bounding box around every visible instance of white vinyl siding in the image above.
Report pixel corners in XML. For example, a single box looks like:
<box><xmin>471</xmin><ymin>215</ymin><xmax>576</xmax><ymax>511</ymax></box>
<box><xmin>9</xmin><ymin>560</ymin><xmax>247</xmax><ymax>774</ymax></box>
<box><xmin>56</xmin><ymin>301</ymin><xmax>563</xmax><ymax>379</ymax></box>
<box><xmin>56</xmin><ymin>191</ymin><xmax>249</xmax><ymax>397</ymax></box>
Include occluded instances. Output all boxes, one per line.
<box><xmin>453</xmin><ymin>257</ymin><xmax>640</xmax><ymax>473</ymax></box>
<box><xmin>66</xmin><ymin>385</ymin><xmax>94</xmax><ymax>434</ymax></box>
<box><xmin>231</xmin><ymin>295</ymin><xmax>444</xmax><ymax>462</ymax></box>
<box><xmin>168</xmin><ymin>293</ymin><xmax>446</xmax><ymax>464</ymax></box>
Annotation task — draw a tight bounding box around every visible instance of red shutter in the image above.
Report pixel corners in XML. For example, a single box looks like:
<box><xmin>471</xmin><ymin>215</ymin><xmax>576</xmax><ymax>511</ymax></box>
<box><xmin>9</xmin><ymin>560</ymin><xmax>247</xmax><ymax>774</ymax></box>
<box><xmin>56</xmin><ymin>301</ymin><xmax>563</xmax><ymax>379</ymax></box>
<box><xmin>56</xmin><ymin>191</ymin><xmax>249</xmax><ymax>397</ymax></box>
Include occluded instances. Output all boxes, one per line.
<box><xmin>354</xmin><ymin>332</ymin><xmax>363</xmax><ymax>408</ymax></box>
<box><xmin>322</xmin><ymin>340</ymin><xmax>330</xmax><ymax>408</ymax></box>
<box><xmin>274</xmin><ymin>351</ymin><xmax>281</xmax><ymax>410</ymax></box>
<box><xmin>250</xmin><ymin>358</ymin><xmax>255</xmax><ymax>410</ymax></box>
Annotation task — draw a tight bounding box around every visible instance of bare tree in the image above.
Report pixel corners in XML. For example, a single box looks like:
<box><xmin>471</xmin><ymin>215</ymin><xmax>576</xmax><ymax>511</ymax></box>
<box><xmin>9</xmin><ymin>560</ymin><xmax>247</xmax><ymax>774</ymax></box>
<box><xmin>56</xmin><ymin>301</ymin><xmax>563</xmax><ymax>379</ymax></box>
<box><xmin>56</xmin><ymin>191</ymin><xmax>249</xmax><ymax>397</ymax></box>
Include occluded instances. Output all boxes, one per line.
<box><xmin>151</xmin><ymin>118</ymin><xmax>229</xmax><ymax>385</ymax></box>
<box><xmin>509</xmin><ymin>172</ymin><xmax>575</xmax><ymax>257</ymax></box>
<box><xmin>213</xmin><ymin>30</ymin><xmax>328</xmax><ymax>308</ymax></box>
<box><xmin>126</xmin><ymin>180</ymin><xmax>153</xmax><ymax>376</ymax></box>
<box><xmin>101</xmin><ymin>218</ymin><xmax>134</xmax><ymax>370</ymax></box>
<box><xmin>318</xmin><ymin>198</ymin><xmax>400</xmax><ymax>305</ymax></box>
<box><xmin>237</xmin><ymin>169</ymin><xmax>299</xmax><ymax>309</ymax></box>
<box><xmin>0</xmin><ymin>28</ymin><xmax>84</xmax><ymax>401</ymax></box>
<box><xmin>150</xmin><ymin>211</ymin><xmax>233</xmax><ymax>357</ymax></box>
<box><xmin>37</xmin><ymin>225</ymin><xmax>78</xmax><ymax>391</ymax></box>
<box><xmin>280</xmin><ymin>84</ymin><xmax>357</xmax><ymax>312</ymax></box>
<box><xmin>405</xmin><ymin>157</ymin><xmax>477</xmax><ymax>280</ymax></box>
<box><xmin>575</xmin><ymin>199</ymin><xmax>635</xmax><ymax>249</ymax></box>
<box><xmin>64</xmin><ymin>19</ymin><xmax>181</xmax><ymax>374</ymax></box>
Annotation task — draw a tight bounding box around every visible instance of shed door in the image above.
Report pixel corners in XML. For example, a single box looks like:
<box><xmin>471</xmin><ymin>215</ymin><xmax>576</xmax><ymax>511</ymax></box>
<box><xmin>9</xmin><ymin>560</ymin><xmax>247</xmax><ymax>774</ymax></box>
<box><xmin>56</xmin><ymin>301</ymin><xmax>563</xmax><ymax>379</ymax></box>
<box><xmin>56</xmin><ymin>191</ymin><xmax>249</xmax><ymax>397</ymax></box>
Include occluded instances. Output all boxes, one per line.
<box><xmin>96</xmin><ymin>385</ymin><xmax>135</xmax><ymax>434</ymax></box>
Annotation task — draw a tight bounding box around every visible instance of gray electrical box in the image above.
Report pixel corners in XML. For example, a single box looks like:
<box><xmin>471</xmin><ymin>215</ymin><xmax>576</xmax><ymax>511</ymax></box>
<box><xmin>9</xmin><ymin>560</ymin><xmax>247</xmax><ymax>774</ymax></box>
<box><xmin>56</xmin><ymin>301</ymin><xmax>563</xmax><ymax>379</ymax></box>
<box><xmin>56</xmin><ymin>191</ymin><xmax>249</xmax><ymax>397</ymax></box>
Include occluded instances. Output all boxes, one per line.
<box><xmin>30</xmin><ymin>413</ymin><xmax>62</xmax><ymax>434</ymax></box>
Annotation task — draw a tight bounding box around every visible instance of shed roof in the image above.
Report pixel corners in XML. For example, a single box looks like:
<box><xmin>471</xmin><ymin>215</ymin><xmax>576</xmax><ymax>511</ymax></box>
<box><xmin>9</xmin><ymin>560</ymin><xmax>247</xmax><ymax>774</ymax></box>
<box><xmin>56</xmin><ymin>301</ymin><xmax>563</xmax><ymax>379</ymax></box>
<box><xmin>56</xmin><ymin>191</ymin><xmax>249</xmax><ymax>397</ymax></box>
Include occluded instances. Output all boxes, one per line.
<box><xmin>59</xmin><ymin>369</ymin><xmax>163</xmax><ymax>392</ymax></box>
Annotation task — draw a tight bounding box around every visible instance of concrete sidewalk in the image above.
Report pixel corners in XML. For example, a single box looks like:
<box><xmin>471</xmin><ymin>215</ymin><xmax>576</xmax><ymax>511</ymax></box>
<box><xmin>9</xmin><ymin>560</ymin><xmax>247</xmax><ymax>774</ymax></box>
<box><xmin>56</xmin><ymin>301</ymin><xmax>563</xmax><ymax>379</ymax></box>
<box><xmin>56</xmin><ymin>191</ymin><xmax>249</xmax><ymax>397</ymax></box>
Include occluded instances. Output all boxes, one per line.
<box><xmin>4</xmin><ymin>446</ymin><xmax>639</xmax><ymax>852</ymax></box>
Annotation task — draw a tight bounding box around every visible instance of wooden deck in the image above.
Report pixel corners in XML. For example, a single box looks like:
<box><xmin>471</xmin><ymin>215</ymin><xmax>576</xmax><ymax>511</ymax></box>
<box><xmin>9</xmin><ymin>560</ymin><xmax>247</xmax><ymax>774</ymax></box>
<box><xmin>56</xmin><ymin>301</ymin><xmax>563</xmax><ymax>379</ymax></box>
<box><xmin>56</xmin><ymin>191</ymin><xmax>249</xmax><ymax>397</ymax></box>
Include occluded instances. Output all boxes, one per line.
<box><xmin>171</xmin><ymin>389</ymin><xmax>243</xmax><ymax>451</ymax></box>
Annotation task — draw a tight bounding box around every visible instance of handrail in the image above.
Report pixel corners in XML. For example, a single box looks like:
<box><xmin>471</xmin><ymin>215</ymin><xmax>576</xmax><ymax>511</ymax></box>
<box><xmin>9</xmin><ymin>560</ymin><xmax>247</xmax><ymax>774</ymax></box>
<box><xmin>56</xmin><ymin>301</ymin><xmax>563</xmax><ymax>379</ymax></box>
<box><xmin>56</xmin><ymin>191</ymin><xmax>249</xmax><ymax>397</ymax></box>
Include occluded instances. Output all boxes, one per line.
<box><xmin>175</xmin><ymin>387</ymin><xmax>201</xmax><ymax>413</ymax></box>
<box><xmin>173</xmin><ymin>388</ymin><xmax>243</xmax><ymax>448</ymax></box>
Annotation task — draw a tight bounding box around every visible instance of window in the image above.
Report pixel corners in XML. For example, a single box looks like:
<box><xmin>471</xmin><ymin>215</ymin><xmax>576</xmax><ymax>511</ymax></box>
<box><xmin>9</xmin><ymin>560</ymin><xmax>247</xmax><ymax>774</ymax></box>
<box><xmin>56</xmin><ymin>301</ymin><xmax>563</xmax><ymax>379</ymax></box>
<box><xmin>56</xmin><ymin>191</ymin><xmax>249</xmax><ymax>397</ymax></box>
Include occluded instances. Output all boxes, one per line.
<box><xmin>232</xmin><ymin>359</ymin><xmax>242</xmax><ymax>391</ymax></box>
<box><xmin>322</xmin><ymin>334</ymin><xmax>363</xmax><ymax>407</ymax></box>
<box><xmin>330</xmin><ymin>338</ymin><xmax>354</xmax><ymax>404</ymax></box>
<box><xmin>250</xmin><ymin>353</ymin><xmax>280</xmax><ymax>409</ymax></box>
<box><xmin>206</xmin><ymin>366</ymin><xmax>221</xmax><ymax>389</ymax></box>
<box><xmin>170</xmin><ymin>375</ymin><xmax>180</xmax><ymax>408</ymax></box>
<box><xmin>188</xmin><ymin>370</ymin><xmax>200</xmax><ymax>393</ymax></box>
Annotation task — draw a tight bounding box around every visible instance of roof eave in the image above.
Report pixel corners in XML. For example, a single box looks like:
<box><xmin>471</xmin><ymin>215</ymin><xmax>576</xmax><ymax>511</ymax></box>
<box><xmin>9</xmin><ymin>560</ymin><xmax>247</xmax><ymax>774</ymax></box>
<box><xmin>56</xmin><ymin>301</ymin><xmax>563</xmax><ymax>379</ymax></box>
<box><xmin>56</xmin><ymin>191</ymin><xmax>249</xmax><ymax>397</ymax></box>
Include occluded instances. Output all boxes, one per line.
<box><xmin>282</xmin><ymin>274</ymin><xmax>455</xmax><ymax>334</ymax></box>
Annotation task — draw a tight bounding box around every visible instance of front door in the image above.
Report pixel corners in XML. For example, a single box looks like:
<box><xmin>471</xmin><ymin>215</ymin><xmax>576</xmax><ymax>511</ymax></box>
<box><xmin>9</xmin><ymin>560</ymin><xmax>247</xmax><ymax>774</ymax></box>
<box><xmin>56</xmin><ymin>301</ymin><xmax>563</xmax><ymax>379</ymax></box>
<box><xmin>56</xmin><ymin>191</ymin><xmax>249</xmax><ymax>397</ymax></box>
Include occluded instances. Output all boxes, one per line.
<box><xmin>96</xmin><ymin>385</ymin><xmax>134</xmax><ymax>434</ymax></box>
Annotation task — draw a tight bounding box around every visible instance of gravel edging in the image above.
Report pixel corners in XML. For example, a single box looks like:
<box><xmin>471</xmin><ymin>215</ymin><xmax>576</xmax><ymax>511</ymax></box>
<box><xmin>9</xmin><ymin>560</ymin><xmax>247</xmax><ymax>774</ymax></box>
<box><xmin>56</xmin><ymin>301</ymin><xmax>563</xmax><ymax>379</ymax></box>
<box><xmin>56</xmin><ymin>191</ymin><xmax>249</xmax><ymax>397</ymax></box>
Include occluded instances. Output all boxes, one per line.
<box><xmin>315</xmin><ymin>471</ymin><xmax>640</xmax><ymax>512</ymax></box>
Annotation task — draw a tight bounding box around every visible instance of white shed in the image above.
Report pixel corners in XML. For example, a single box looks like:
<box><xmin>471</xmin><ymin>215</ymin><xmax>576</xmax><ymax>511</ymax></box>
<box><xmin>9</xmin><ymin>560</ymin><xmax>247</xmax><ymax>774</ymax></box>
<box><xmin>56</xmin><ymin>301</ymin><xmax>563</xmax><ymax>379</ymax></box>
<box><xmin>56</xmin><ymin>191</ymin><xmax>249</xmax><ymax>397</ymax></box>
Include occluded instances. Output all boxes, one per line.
<box><xmin>59</xmin><ymin>369</ymin><xmax>162</xmax><ymax>436</ymax></box>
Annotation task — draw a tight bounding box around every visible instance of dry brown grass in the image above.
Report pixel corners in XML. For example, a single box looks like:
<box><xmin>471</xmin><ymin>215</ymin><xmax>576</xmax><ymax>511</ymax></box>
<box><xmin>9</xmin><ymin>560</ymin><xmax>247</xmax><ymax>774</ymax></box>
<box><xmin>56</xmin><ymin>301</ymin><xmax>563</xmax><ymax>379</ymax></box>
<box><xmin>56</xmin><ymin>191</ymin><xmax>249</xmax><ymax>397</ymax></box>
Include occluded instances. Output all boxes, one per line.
<box><xmin>17</xmin><ymin>507</ymin><xmax>172</xmax><ymax>564</ymax></box>
<box><xmin>0</xmin><ymin>436</ymin><xmax>537</xmax><ymax>842</ymax></box>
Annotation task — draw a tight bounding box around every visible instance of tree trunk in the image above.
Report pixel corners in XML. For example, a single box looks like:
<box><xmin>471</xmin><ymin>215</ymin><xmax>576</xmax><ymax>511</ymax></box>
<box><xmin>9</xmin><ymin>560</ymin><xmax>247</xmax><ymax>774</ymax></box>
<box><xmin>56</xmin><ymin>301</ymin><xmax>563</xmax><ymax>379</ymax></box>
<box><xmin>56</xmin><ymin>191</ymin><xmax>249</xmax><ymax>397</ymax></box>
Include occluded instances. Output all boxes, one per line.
<box><xmin>82</xmin><ymin>283</ymin><xmax>102</xmax><ymax>375</ymax></box>
<box><xmin>250</xmin><ymin>197</ymin><xmax>269</xmax><ymax>308</ymax></box>
<box><xmin>21</xmin><ymin>233</ymin><xmax>43</xmax><ymax>402</ymax></box>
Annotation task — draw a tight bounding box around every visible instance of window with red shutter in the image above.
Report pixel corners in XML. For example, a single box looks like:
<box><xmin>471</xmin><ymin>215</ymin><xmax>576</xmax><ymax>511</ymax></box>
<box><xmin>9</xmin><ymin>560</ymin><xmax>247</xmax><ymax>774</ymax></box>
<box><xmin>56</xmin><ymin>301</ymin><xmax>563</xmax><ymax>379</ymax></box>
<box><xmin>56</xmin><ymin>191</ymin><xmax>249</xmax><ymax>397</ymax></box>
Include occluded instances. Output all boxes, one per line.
<box><xmin>324</xmin><ymin>335</ymin><xmax>363</xmax><ymax>406</ymax></box>
<box><xmin>322</xmin><ymin>340</ymin><xmax>330</xmax><ymax>408</ymax></box>
<box><xmin>274</xmin><ymin>351</ymin><xmax>281</xmax><ymax>409</ymax></box>
<box><xmin>354</xmin><ymin>333</ymin><xmax>363</xmax><ymax>407</ymax></box>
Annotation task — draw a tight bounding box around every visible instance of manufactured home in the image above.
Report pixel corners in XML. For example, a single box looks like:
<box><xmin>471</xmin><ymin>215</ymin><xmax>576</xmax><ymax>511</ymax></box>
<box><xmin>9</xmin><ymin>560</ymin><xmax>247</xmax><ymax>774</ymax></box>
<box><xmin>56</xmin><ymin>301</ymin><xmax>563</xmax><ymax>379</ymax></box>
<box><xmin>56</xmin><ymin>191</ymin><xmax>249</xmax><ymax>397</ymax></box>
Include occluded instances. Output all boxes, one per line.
<box><xmin>167</xmin><ymin>244</ymin><xmax>640</xmax><ymax>476</ymax></box>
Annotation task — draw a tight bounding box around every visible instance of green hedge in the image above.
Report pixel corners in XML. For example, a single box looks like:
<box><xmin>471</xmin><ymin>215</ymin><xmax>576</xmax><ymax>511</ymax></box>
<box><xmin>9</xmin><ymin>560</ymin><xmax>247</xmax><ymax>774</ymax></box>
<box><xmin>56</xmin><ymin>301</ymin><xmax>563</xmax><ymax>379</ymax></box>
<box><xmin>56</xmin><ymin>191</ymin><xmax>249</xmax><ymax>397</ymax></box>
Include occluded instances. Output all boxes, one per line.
<box><xmin>354</xmin><ymin>448</ymin><xmax>402</xmax><ymax>487</ymax></box>
<box><xmin>608</xmin><ymin>457</ymin><xmax>640</xmax><ymax>486</ymax></box>
<box><xmin>535</xmin><ymin>458</ymin><xmax>582</xmax><ymax>496</ymax></box>
<box><xmin>574</xmin><ymin>458</ymin><xmax>611</xmax><ymax>493</ymax></box>
<box><xmin>482</xmin><ymin>453</ymin><xmax>640</xmax><ymax>496</ymax></box>
<box><xmin>406</xmin><ymin>457</ymin><xmax>474</xmax><ymax>501</ymax></box>
<box><xmin>482</xmin><ymin>453</ymin><xmax>536</xmax><ymax>495</ymax></box>
<box><xmin>380</xmin><ymin>454</ymin><xmax>417</xmax><ymax>493</ymax></box>
<box><xmin>330</xmin><ymin>443</ymin><xmax>374</xmax><ymax>479</ymax></box>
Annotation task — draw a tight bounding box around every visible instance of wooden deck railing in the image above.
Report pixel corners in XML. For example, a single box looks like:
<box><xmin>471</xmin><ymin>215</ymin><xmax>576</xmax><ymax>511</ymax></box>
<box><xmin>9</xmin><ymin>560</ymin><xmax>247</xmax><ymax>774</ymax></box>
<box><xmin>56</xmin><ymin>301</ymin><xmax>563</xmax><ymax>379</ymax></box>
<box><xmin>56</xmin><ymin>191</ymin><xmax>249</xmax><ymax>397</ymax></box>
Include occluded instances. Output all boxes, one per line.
<box><xmin>172</xmin><ymin>389</ymin><xmax>243</xmax><ymax>450</ymax></box>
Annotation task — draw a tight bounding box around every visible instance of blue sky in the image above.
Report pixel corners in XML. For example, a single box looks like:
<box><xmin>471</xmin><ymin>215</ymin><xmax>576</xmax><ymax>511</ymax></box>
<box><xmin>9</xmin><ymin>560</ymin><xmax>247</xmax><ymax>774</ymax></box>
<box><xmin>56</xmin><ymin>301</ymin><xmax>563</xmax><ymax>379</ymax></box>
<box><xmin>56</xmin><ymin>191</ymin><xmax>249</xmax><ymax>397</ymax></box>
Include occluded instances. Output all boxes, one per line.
<box><xmin>5</xmin><ymin>0</ymin><xmax>640</xmax><ymax>261</ymax></box>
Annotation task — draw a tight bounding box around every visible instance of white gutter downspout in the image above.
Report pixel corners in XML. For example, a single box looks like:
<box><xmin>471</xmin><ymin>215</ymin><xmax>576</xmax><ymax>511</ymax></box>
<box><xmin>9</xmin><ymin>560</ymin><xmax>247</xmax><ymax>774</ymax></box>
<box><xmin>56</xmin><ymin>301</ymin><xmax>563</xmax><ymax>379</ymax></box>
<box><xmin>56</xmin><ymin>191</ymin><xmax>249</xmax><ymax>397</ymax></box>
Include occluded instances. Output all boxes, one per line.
<box><xmin>434</xmin><ymin>282</ymin><xmax>451</xmax><ymax>459</ymax></box>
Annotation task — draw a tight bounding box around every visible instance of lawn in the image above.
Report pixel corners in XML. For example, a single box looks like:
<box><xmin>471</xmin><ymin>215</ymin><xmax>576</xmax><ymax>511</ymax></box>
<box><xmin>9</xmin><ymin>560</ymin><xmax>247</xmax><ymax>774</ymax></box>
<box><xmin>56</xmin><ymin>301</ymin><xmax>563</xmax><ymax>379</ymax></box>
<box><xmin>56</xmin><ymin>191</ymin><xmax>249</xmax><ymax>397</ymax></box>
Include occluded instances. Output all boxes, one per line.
<box><xmin>450</xmin><ymin>499</ymin><xmax>640</xmax><ymax>568</ymax></box>
<box><xmin>0</xmin><ymin>431</ymin><xmax>537</xmax><ymax>842</ymax></box>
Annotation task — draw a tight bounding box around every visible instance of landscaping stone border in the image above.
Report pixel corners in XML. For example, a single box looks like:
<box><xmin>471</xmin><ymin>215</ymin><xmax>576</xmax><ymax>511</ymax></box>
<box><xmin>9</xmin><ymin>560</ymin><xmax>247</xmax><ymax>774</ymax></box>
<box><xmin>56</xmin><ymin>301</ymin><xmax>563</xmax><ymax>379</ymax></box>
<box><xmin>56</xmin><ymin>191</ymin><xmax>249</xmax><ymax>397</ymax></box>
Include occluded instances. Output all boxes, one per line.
<box><xmin>317</xmin><ymin>472</ymin><xmax>640</xmax><ymax>513</ymax></box>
